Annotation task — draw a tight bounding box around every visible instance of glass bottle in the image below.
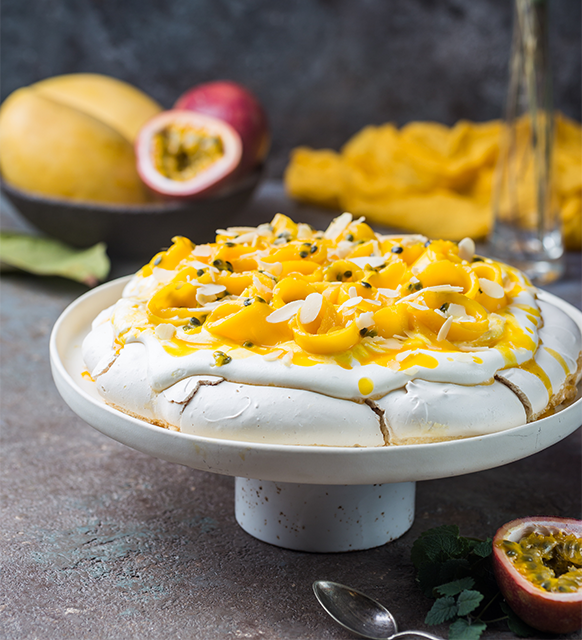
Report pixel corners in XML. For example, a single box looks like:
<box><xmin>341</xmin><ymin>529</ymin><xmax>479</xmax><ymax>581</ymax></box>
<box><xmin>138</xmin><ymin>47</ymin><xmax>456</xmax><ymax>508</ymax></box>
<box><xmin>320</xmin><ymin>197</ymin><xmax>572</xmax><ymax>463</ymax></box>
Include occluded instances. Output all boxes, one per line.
<box><xmin>489</xmin><ymin>0</ymin><xmax>564</xmax><ymax>284</ymax></box>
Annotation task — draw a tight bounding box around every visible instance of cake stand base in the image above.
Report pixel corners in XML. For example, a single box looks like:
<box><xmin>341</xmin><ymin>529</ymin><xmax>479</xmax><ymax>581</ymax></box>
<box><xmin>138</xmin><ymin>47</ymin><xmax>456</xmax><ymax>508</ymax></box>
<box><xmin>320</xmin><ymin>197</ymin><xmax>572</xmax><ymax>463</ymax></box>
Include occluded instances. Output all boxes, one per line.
<box><xmin>234</xmin><ymin>478</ymin><xmax>416</xmax><ymax>552</ymax></box>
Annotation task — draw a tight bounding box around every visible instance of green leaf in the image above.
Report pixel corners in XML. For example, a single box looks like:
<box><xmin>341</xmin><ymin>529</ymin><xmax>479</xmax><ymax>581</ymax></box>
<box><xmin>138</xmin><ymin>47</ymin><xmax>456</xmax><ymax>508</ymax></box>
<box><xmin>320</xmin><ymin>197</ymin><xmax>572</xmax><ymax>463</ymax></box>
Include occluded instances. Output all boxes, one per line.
<box><xmin>448</xmin><ymin>618</ymin><xmax>487</xmax><ymax>640</ymax></box>
<box><xmin>439</xmin><ymin>558</ymin><xmax>472</xmax><ymax>584</ymax></box>
<box><xmin>500</xmin><ymin>602</ymin><xmax>537</xmax><ymax>637</ymax></box>
<box><xmin>471</xmin><ymin>539</ymin><xmax>493</xmax><ymax>558</ymax></box>
<box><xmin>0</xmin><ymin>232</ymin><xmax>110</xmax><ymax>286</ymax></box>
<box><xmin>456</xmin><ymin>589</ymin><xmax>484</xmax><ymax>616</ymax></box>
<box><xmin>425</xmin><ymin>596</ymin><xmax>458</xmax><ymax>625</ymax></box>
<box><xmin>411</xmin><ymin>525</ymin><xmax>463</xmax><ymax>569</ymax></box>
<box><xmin>435</xmin><ymin>577</ymin><xmax>475</xmax><ymax>597</ymax></box>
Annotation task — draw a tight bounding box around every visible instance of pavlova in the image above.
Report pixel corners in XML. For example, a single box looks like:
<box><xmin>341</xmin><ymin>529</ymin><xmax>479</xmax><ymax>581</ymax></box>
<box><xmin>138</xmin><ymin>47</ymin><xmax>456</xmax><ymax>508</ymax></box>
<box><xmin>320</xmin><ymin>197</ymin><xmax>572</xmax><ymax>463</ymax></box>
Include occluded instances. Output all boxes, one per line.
<box><xmin>82</xmin><ymin>213</ymin><xmax>582</xmax><ymax>446</ymax></box>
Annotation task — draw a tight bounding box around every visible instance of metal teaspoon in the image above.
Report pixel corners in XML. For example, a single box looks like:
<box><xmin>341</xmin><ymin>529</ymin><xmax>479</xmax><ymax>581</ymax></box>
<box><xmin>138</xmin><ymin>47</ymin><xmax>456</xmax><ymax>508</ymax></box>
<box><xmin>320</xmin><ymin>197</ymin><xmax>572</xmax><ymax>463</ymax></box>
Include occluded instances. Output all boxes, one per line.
<box><xmin>313</xmin><ymin>581</ymin><xmax>444</xmax><ymax>640</ymax></box>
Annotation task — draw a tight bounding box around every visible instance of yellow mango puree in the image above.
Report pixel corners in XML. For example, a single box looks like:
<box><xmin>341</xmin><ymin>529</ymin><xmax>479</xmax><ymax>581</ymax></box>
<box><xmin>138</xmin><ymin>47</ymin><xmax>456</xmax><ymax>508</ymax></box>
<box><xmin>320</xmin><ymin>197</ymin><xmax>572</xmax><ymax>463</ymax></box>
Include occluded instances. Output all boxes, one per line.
<box><xmin>125</xmin><ymin>213</ymin><xmax>540</xmax><ymax>373</ymax></box>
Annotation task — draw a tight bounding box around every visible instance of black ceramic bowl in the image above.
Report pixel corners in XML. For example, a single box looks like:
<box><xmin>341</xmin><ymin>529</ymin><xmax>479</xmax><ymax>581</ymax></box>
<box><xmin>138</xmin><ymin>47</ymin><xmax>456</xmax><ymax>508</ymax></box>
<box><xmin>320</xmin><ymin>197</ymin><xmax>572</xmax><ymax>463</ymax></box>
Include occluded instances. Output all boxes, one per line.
<box><xmin>2</xmin><ymin>168</ymin><xmax>263</xmax><ymax>261</ymax></box>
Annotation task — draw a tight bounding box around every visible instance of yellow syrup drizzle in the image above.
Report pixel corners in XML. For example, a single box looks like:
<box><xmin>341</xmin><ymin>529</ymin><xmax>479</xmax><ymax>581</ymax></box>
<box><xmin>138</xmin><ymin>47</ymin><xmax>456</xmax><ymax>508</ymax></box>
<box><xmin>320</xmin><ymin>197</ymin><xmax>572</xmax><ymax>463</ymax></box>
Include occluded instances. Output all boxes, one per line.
<box><xmin>545</xmin><ymin>347</ymin><xmax>570</xmax><ymax>375</ymax></box>
<box><xmin>123</xmin><ymin>213</ymin><xmax>538</xmax><ymax>371</ymax></box>
<box><xmin>520</xmin><ymin>359</ymin><xmax>553</xmax><ymax>394</ymax></box>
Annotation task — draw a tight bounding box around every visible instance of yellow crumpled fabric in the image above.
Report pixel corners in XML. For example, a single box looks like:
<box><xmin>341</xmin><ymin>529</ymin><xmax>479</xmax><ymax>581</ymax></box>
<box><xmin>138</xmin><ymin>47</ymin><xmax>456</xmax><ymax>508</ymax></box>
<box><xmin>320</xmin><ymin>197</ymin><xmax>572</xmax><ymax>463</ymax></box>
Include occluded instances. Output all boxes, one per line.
<box><xmin>284</xmin><ymin>114</ymin><xmax>581</xmax><ymax>249</ymax></box>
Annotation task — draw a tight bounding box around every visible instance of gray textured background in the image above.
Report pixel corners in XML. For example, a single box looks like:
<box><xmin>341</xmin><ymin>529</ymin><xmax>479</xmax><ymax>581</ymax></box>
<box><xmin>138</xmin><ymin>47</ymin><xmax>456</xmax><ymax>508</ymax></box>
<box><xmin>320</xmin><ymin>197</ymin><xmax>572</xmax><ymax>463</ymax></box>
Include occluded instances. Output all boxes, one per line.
<box><xmin>1</xmin><ymin>0</ymin><xmax>581</xmax><ymax>177</ymax></box>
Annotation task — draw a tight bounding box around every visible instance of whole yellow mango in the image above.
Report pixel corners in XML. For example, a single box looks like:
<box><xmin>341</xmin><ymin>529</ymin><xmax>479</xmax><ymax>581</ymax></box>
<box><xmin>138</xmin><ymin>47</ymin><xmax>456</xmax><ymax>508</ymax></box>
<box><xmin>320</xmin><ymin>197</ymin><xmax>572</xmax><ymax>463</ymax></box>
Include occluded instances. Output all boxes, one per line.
<box><xmin>0</xmin><ymin>74</ymin><xmax>162</xmax><ymax>204</ymax></box>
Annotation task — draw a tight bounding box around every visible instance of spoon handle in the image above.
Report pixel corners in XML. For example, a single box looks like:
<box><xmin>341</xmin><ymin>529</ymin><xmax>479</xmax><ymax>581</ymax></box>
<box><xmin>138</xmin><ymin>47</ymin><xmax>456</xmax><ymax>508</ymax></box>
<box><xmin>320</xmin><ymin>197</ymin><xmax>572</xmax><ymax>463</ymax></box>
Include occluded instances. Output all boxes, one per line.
<box><xmin>392</xmin><ymin>631</ymin><xmax>444</xmax><ymax>640</ymax></box>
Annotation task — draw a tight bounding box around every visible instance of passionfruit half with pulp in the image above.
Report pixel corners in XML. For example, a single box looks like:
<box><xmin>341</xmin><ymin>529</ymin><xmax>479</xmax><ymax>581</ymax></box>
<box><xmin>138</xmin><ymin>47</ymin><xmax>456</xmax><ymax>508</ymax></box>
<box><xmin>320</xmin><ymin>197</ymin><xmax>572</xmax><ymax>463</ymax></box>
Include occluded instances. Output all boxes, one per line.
<box><xmin>135</xmin><ymin>110</ymin><xmax>242</xmax><ymax>199</ymax></box>
<box><xmin>493</xmin><ymin>517</ymin><xmax>582</xmax><ymax>634</ymax></box>
<box><xmin>174</xmin><ymin>80</ymin><xmax>270</xmax><ymax>176</ymax></box>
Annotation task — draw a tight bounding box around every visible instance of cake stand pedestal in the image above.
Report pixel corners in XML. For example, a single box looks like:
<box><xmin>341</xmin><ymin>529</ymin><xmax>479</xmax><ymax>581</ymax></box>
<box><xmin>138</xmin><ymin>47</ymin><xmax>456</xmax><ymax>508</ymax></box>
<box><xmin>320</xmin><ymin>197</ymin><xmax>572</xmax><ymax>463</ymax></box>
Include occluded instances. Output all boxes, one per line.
<box><xmin>50</xmin><ymin>278</ymin><xmax>582</xmax><ymax>552</ymax></box>
<box><xmin>235</xmin><ymin>478</ymin><xmax>415</xmax><ymax>552</ymax></box>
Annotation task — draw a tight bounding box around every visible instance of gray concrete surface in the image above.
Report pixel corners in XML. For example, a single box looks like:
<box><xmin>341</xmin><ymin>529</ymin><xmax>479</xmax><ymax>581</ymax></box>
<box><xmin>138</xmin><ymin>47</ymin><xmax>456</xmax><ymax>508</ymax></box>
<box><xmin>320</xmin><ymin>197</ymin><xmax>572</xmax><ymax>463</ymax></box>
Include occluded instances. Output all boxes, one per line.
<box><xmin>1</xmin><ymin>1</ymin><xmax>580</xmax><ymax>177</ymax></box>
<box><xmin>1</xmin><ymin>182</ymin><xmax>581</xmax><ymax>639</ymax></box>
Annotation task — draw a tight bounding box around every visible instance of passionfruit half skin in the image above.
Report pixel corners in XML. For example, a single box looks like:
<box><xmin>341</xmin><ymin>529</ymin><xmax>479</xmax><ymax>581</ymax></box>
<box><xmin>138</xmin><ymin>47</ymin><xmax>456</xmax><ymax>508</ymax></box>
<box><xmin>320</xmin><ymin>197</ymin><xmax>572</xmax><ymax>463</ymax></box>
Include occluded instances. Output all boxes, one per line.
<box><xmin>174</xmin><ymin>80</ymin><xmax>270</xmax><ymax>176</ymax></box>
<box><xmin>135</xmin><ymin>109</ymin><xmax>242</xmax><ymax>200</ymax></box>
<box><xmin>493</xmin><ymin>517</ymin><xmax>582</xmax><ymax>634</ymax></box>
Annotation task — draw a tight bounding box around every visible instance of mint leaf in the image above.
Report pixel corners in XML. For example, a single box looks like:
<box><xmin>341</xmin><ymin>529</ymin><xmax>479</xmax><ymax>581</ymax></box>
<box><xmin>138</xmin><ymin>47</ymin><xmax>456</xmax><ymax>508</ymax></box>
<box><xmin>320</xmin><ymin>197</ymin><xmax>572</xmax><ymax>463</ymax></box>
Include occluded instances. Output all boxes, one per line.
<box><xmin>439</xmin><ymin>557</ymin><xmax>472</xmax><ymax>584</ymax></box>
<box><xmin>456</xmin><ymin>589</ymin><xmax>484</xmax><ymax>616</ymax></box>
<box><xmin>471</xmin><ymin>539</ymin><xmax>493</xmax><ymax>558</ymax></box>
<box><xmin>448</xmin><ymin>618</ymin><xmax>487</xmax><ymax>640</ymax></box>
<box><xmin>411</xmin><ymin>525</ymin><xmax>461</xmax><ymax>568</ymax></box>
<box><xmin>500</xmin><ymin>602</ymin><xmax>536</xmax><ymax>637</ymax></box>
<box><xmin>435</xmin><ymin>577</ymin><xmax>475</xmax><ymax>597</ymax></box>
<box><xmin>425</xmin><ymin>596</ymin><xmax>458</xmax><ymax>625</ymax></box>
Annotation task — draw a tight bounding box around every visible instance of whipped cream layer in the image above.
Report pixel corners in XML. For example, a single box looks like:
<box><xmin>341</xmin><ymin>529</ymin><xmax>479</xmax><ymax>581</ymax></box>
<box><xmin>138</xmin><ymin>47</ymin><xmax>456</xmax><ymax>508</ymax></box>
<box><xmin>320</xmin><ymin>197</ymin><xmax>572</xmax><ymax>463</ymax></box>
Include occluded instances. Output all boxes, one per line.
<box><xmin>81</xmin><ymin>213</ymin><xmax>582</xmax><ymax>445</ymax></box>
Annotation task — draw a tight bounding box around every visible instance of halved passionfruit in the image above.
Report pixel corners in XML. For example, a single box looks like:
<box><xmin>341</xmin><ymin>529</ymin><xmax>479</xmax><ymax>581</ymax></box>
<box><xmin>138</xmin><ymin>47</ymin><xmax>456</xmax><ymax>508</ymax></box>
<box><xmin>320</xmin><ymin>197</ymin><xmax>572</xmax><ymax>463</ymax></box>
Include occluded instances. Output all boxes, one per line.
<box><xmin>493</xmin><ymin>517</ymin><xmax>582</xmax><ymax>634</ymax></box>
<box><xmin>135</xmin><ymin>110</ymin><xmax>242</xmax><ymax>199</ymax></box>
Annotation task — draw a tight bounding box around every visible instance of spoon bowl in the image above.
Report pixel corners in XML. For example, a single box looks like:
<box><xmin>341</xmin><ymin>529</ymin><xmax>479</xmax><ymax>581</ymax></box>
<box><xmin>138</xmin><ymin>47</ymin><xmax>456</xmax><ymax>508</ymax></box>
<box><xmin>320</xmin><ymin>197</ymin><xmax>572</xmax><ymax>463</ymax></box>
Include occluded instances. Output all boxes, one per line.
<box><xmin>313</xmin><ymin>580</ymin><xmax>397</xmax><ymax>639</ymax></box>
<box><xmin>312</xmin><ymin>580</ymin><xmax>443</xmax><ymax>640</ymax></box>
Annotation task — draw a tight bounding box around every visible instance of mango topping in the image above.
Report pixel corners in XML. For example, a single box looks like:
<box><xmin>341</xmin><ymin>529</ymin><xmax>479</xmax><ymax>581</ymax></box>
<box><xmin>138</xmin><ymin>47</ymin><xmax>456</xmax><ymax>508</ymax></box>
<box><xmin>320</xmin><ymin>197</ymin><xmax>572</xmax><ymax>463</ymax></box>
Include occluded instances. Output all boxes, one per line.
<box><xmin>130</xmin><ymin>213</ymin><xmax>540</xmax><ymax>372</ymax></box>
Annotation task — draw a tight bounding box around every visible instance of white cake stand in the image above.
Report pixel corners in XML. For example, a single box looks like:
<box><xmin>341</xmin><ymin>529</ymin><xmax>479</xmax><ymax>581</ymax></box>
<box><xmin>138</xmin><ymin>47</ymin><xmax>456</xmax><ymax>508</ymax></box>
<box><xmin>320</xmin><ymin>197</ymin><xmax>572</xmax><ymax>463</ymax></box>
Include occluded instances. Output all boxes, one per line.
<box><xmin>50</xmin><ymin>278</ymin><xmax>582</xmax><ymax>552</ymax></box>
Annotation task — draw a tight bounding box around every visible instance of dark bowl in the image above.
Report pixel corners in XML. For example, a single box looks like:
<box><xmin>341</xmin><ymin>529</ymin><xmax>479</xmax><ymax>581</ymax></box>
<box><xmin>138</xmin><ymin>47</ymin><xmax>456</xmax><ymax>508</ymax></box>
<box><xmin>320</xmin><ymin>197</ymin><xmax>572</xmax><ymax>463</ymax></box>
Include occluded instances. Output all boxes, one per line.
<box><xmin>1</xmin><ymin>168</ymin><xmax>263</xmax><ymax>261</ymax></box>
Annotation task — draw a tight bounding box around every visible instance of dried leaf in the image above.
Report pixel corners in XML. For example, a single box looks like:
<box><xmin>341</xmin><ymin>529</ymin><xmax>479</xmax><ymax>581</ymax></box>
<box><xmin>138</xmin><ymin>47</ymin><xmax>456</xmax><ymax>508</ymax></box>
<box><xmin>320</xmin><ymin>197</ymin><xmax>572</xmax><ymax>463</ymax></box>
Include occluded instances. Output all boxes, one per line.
<box><xmin>0</xmin><ymin>232</ymin><xmax>110</xmax><ymax>287</ymax></box>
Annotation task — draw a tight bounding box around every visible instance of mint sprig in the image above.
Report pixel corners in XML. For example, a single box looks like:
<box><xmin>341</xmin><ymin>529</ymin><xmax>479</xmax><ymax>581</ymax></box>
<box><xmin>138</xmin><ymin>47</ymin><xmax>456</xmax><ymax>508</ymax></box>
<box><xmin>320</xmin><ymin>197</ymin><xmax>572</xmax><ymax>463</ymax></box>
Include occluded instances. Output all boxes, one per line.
<box><xmin>411</xmin><ymin>525</ymin><xmax>537</xmax><ymax>639</ymax></box>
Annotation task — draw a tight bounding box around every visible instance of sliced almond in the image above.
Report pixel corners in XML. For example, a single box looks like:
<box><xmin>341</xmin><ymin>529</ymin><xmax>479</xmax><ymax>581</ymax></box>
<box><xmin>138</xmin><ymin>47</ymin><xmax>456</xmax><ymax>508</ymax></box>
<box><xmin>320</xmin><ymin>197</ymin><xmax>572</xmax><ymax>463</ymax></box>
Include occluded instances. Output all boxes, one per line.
<box><xmin>155</xmin><ymin>323</ymin><xmax>176</xmax><ymax>341</ymax></box>
<box><xmin>262</xmin><ymin>350</ymin><xmax>284</xmax><ymax>361</ymax></box>
<box><xmin>338</xmin><ymin>296</ymin><xmax>362</xmax><ymax>312</ymax></box>
<box><xmin>356</xmin><ymin>311</ymin><xmax>375</xmax><ymax>330</ymax></box>
<box><xmin>324</xmin><ymin>212</ymin><xmax>353</xmax><ymax>241</ymax></box>
<box><xmin>479</xmin><ymin>278</ymin><xmax>505</xmax><ymax>299</ymax></box>
<box><xmin>437</xmin><ymin>316</ymin><xmax>453</xmax><ymax>342</ymax></box>
<box><xmin>458</xmin><ymin>237</ymin><xmax>475</xmax><ymax>262</ymax></box>
<box><xmin>266</xmin><ymin>300</ymin><xmax>304</xmax><ymax>323</ymax></box>
<box><xmin>192</xmin><ymin>244</ymin><xmax>212</xmax><ymax>257</ymax></box>
<box><xmin>300</xmin><ymin>292</ymin><xmax>323</xmax><ymax>324</ymax></box>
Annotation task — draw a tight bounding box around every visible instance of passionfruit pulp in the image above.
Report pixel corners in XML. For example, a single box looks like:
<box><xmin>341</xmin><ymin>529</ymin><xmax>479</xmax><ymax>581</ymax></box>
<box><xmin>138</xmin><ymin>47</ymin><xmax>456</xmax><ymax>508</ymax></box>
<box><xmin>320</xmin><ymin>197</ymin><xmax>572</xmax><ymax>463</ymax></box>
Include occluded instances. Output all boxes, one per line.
<box><xmin>174</xmin><ymin>80</ymin><xmax>270</xmax><ymax>175</ymax></box>
<box><xmin>493</xmin><ymin>517</ymin><xmax>582</xmax><ymax>634</ymax></box>
<box><xmin>135</xmin><ymin>110</ymin><xmax>242</xmax><ymax>199</ymax></box>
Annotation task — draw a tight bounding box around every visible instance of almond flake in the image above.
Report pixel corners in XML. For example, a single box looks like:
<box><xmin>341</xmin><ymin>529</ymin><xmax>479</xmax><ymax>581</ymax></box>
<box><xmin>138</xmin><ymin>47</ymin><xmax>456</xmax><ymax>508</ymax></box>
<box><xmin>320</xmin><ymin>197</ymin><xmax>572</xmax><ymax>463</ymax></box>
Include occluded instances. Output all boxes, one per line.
<box><xmin>458</xmin><ymin>237</ymin><xmax>475</xmax><ymax>262</ymax></box>
<box><xmin>262</xmin><ymin>350</ymin><xmax>284</xmax><ymax>362</ymax></box>
<box><xmin>397</xmin><ymin>284</ymin><xmax>463</xmax><ymax>305</ymax></box>
<box><xmin>479</xmin><ymin>278</ymin><xmax>505</xmax><ymax>299</ymax></box>
<box><xmin>192</xmin><ymin>245</ymin><xmax>213</xmax><ymax>257</ymax></box>
<box><xmin>296</xmin><ymin>223</ymin><xmax>314</xmax><ymax>239</ymax></box>
<box><xmin>377</xmin><ymin>287</ymin><xmax>400</xmax><ymax>298</ymax></box>
<box><xmin>446</xmin><ymin>303</ymin><xmax>467</xmax><ymax>318</ymax></box>
<box><xmin>300</xmin><ymin>292</ymin><xmax>323</xmax><ymax>324</ymax></box>
<box><xmin>338</xmin><ymin>296</ymin><xmax>362</xmax><ymax>312</ymax></box>
<box><xmin>356</xmin><ymin>311</ymin><xmax>375</xmax><ymax>330</ymax></box>
<box><xmin>437</xmin><ymin>316</ymin><xmax>453</xmax><ymax>342</ymax></box>
<box><xmin>155</xmin><ymin>323</ymin><xmax>176</xmax><ymax>341</ymax></box>
<box><xmin>266</xmin><ymin>300</ymin><xmax>304</xmax><ymax>323</ymax></box>
<box><xmin>215</xmin><ymin>229</ymin><xmax>238</xmax><ymax>237</ymax></box>
<box><xmin>324</xmin><ymin>212</ymin><xmax>353</xmax><ymax>241</ymax></box>
<box><xmin>348</xmin><ymin>256</ymin><xmax>386</xmax><ymax>269</ymax></box>
<box><xmin>233</xmin><ymin>231</ymin><xmax>258</xmax><ymax>244</ymax></box>
<box><xmin>196</xmin><ymin>283</ymin><xmax>226</xmax><ymax>305</ymax></box>
<box><xmin>282</xmin><ymin>351</ymin><xmax>294</xmax><ymax>367</ymax></box>
<box><xmin>252</xmin><ymin>274</ymin><xmax>273</xmax><ymax>296</ymax></box>
<box><xmin>329</xmin><ymin>240</ymin><xmax>353</xmax><ymax>260</ymax></box>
